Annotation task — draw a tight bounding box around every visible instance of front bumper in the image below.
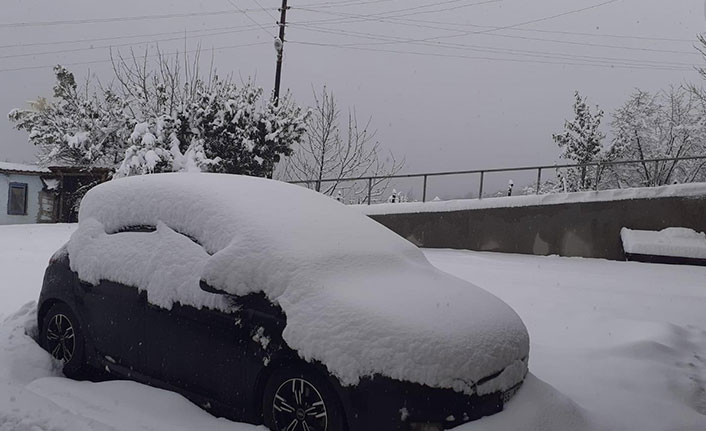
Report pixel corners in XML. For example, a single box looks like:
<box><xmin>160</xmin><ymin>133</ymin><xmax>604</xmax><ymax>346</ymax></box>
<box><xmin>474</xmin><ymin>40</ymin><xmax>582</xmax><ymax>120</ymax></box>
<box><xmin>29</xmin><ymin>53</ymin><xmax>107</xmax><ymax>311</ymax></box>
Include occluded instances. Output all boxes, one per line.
<box><xmin>343</xmin><ymin>359</ymin><xmax>527</xmax><ymax>430</ymax></box>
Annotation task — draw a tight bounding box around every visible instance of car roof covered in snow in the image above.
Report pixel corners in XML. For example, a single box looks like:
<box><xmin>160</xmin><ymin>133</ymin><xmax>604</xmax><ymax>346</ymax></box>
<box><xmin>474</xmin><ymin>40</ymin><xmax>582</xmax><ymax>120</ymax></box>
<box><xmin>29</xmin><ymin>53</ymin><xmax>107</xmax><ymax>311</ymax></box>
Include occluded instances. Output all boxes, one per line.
<box><xmin>72</xmin><ymin>173</ymin><xmax>529</xmax><ymax>395</ymax></box>
<box><xmin>78</xmin><ymin>173</ymin><xmax>420</xmax><ymax>267</ymax></box>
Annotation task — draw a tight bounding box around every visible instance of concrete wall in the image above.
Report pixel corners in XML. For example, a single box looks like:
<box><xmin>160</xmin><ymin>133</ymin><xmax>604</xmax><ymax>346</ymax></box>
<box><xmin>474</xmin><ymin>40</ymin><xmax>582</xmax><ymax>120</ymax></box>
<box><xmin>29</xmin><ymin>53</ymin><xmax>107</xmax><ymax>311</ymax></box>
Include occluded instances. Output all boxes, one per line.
<box><xmin>368</xmin><ymin>195</ymin><xmax>706</xmax><ymax>260</ymax></box>
<box><xmin>0</xmin><ymin>172</ymin><xmax>49</xmax><ymax>225</ymax></box>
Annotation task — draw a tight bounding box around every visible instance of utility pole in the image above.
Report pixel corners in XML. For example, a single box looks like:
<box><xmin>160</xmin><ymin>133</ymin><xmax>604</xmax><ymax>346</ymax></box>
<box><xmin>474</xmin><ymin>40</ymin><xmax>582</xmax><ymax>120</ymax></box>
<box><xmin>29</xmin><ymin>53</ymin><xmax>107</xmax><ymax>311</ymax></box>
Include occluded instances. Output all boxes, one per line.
<box><xmin>273</xmin><ymin>0</ymin><xmax>289</xmax><ymax>106</ymax></box>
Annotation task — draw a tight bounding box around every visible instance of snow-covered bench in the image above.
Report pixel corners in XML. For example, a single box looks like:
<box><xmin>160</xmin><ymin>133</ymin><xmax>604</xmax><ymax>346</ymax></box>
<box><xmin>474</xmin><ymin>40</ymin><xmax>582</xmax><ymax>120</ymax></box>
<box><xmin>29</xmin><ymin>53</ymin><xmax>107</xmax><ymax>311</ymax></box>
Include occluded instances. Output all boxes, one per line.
<box><xmin>621</xmin><ymin>227</ymin><xmax>706</xmax><ymax>266</ymax></box>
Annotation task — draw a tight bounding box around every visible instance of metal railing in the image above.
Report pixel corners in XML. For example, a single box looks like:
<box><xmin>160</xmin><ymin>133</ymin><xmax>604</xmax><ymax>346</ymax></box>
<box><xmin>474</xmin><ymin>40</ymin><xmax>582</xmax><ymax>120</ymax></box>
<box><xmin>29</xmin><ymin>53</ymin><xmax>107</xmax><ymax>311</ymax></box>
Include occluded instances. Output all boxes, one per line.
<box><xmin>289</xmin><ymin>155</ymin><xmax>706</xmax><ymax>205</ymax></box>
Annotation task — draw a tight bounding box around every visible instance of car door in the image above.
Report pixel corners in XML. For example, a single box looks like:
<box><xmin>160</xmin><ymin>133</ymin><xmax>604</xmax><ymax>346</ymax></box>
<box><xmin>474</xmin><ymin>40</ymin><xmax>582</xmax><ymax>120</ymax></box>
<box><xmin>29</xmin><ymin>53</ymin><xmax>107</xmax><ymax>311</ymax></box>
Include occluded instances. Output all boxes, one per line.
<box><xmin>79</xmin><ymin>278</ymin><xmax>146</xmax><ymax>369</ymax></box>
<box><xmin>142</xmin><ymin>300</ymin><xmax>250</xmax><ymax>407</ymax></box>
<box><xmin>76</xmin><ymin>225</ymin><xmax>156</xmax><ymax>371</ymax></box>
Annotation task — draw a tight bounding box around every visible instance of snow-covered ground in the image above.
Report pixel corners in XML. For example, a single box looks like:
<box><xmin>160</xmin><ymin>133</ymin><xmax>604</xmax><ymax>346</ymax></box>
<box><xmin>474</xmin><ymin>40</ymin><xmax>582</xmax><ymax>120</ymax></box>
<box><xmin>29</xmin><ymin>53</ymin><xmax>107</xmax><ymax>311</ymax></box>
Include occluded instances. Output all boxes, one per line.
<box><xmin>1</xmin><ymin>224</ymin><xmax>706</xmax><ymax>430</ymax></box>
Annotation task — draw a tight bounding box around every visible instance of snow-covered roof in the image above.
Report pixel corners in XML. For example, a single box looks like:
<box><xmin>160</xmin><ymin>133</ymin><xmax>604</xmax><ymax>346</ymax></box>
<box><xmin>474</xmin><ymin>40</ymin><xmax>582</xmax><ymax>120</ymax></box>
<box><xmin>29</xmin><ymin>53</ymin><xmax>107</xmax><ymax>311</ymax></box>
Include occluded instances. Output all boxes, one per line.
<box><xmin>0</xmin><ymin>162</ymin><xmax>51</xmax><ymax>175</ymax></box>
<box><xmin>358</xmin><ymin>182</ymin><xmax>706</xmax><ymax>216</ymax></box>
<box><xmin>68</xmin><ymin>173</ymin><xmax>529</xmax><ymax>394</ymax></box>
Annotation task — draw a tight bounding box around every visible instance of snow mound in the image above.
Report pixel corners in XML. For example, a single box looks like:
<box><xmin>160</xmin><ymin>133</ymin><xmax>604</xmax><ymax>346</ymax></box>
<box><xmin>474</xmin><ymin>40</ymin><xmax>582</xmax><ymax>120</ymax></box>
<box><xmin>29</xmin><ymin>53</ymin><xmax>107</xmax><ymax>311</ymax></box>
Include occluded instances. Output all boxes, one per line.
<box><xmin>70</xmin><ymin>173</ymin><xmax>529</xmax><ymax>394</ymax></box>
<box><xmin>621</xmin><ymin>227</ymin><xmax>706</xmax><ymax>259</ymax></box>
<box><xmin>453</xmin><ymin>374</ymin><xmax>596</xmax><ymax>431</ymax></box>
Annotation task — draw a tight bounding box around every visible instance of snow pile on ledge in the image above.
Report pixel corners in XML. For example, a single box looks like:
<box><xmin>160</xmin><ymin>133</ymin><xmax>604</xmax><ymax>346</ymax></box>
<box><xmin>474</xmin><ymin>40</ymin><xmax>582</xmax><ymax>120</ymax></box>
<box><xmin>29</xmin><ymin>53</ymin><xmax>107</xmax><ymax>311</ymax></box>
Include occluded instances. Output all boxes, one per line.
<box><xmin>357</xmin><ymin>183</ymin><xmax>706</xmax><ymax>216</ymax></box>
<box><xmin>621</xmin><ymin>227</ymin><xmax>706</xmax><ymax>259</ymax></box>
<box><xmin>69</xmin><ymin>173</ymin><xmax>529</xmax><ymax>394</ymax></box>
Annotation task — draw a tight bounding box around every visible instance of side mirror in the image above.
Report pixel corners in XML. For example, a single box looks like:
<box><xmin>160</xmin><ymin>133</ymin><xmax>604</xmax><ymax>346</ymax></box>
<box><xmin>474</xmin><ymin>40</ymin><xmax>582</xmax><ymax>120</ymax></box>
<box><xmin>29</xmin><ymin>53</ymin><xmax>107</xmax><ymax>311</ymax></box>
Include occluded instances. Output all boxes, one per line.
<box><xmin>199</xmin><ymin>279</ymin><xmax>231</xmax><ymax>296</ymax></box>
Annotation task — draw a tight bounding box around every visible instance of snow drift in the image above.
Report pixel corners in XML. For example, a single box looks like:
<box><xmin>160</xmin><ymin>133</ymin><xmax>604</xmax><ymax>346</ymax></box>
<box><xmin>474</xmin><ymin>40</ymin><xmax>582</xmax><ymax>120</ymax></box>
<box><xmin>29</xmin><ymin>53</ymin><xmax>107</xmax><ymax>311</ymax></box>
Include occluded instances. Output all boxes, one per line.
<box><xmin>67</xmin><ymin>173</ymin><xmax>529</xmax><ymax>395</ymax></box>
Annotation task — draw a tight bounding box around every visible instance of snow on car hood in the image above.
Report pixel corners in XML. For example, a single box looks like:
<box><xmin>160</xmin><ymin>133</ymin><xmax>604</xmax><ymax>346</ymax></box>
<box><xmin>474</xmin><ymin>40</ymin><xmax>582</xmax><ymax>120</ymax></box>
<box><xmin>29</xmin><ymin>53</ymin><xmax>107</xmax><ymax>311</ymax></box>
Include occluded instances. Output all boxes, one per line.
<box><xmin>71</xmin><ymin>173</ymin><xmax>529</xmax><ymax>394</ymax></box>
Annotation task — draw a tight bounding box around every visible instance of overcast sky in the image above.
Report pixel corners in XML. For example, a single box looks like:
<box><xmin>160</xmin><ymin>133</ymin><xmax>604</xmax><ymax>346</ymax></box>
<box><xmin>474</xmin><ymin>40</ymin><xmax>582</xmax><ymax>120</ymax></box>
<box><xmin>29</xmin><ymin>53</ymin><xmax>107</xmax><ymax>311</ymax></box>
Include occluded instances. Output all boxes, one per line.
<box><xmin>1</xmin><ymin>0</ymin><xmax>704</xmax><ymax>197</ymax></box>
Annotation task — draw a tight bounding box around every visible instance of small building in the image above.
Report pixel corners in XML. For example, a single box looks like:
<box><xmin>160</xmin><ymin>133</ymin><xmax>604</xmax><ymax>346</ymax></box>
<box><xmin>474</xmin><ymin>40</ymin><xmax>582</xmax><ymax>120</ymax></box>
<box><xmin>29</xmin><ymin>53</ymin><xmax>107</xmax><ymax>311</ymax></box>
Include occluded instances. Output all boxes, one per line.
<box><xmin>1</xmin><ymin>162</ymin><xmax>111</xmax><ymax>224</ymax></box>
<box><xmin>47</xmin><ymin>166</ymin><xmax>111</xmax><ymax>223</ymax></box>
<box><xmin>0</xmin><ymin>162</ymin><xmax>58</xmax><ymax>225</ymax></box>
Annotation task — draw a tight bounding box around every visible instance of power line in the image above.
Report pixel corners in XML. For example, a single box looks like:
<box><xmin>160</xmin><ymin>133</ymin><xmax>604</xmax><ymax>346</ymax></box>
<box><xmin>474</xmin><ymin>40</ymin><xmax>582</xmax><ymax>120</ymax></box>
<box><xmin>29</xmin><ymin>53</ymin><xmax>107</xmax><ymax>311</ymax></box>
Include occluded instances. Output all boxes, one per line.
<box><xmin>0</xmin><ymin>8</ymin><xmax>271</xmax><ymax>29</ymax></box>
<box><xmin>0</xmin><ymin>27</ymin><xmax>263</xmax><ymax>60</ymax></box>
<box><xmin>293</xmin><ymin>0</ymin><xmax>621</xmax><ymax>48</ymax></box>
<box><xmin>224</xmin><ymin>0</ymin><xmax>276</xmax><ymax>38</ymax></box>
<box><xmin>395</xmin><ymin>17</ymin><xmax>697</xmax><ymax>43</ymax></box>
<box><xmin>251</xmin><ymin>0</ymin><xmax>278</xmax><ymax>22</ymax></box>
<box><xmin>293</xmin><ymin>3</ymin><xmax>694</xmax><ymax>44</ymax></box>
<box><xmin>288</xmin><ymin>24</ymin><xmax>698</xmax><ymax>69</ymax></box>
<box><xmin>291</xmin><ymin>0</ymin><xmax>502</xmax><ymax>25</ymax></box>
<box><xmin>294</xmin><ymin>0</ymin><xmax>400</xmax><ymax>9</ymax></box>
<box><xmin>0</xmin><ymin>41</ymin><xmax>269</xmax><ymax>73</ymax></box>
<box><xmin>0</xmin><ymin>23</ymin><xmax>262</xmax><ymax>50</ymax></box>
<box><xmin>290</xmin><ymin>40</ymin><xmax>692</xmax><ymax>71</ymax></box>
<box><xmin>291</xmin><ymin>16</ymin><xmax>699</xmax><ymax>56</ymax></box>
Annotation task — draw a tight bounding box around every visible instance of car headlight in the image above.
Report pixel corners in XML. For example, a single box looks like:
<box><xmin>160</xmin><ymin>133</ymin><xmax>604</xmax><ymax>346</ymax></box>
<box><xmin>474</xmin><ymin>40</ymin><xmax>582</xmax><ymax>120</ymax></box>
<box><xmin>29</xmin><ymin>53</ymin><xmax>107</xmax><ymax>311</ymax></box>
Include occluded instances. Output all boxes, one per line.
<box><xmin>410</xmin><ymin>423</ymin><xmax>443</xmax><ymax>431</ymax></box>
<box><xmin>502</xmin><ymin>382</ymin><xmax>523</xmax><ymax>404</ymax></box>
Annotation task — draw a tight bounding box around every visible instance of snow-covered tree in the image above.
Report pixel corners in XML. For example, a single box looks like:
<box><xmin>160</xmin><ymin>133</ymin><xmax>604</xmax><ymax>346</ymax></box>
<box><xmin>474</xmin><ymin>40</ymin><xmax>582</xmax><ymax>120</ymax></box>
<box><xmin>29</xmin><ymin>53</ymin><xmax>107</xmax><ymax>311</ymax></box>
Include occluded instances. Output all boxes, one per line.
<box><xmin>115</xmin><ymin>117</ymin><xmax>219</xmax><ymax>177</ymax></box>
<box><xmin>552</xmin><ymin>91</ymin><xmax>607</xmax><ymax>191</ymax></box>
<box><xmin>8</xmin><ymin>66</ymin><xmax>130</xmax><ymax>167</ymax></box>
<box><xmin>278</xmin><ymin>87</ymin><xmax>403</xmax><ymax>203</ymax></box>
<box><xmin>610</xmin><ymin>86</ymin><xmax>706</xmax><ymax>186</ymax></box>
<box><xmin>110</xmin><ymin>49</ymin><xmax>308</xmax><ymax>178</ymax></box>
<box><xmin>9</xmin><ymin>49</ymin><xmax>309</xmax><ymax>179</ymax></box>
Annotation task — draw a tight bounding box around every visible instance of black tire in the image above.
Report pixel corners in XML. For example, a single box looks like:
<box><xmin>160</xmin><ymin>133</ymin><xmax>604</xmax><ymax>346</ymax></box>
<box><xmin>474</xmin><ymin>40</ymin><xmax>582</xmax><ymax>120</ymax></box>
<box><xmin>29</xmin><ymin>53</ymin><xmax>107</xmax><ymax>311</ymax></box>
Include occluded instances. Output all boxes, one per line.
<box><xmin>263</xmin><ymin>365</ymin><xmax>347</xmax><ymax>431</ymax></box>
<box><xmin>41</xmin><ymin>303</ymin><xmax>86</xmax><ymax>379</ymax></box>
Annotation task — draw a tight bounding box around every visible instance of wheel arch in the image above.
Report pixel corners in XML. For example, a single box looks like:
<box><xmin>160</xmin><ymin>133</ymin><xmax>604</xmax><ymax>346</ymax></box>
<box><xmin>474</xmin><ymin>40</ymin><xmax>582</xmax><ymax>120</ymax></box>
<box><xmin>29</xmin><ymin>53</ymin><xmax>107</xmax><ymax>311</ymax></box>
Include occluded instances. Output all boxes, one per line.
<box><xmin>37</xmin><ymin>298</ymin><xmax>64</xmax><ymax>332</ymax></box>
<box><xmin>254</xmin><ymin>355</ymin><xmax>353</xmax><ymax>430</ymax></box>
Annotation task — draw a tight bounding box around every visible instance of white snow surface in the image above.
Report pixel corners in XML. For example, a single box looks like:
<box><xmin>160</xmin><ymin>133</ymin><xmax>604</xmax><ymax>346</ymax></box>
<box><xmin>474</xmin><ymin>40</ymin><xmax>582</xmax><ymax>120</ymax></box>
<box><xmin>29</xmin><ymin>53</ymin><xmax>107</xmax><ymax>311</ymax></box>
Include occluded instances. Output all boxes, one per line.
<box><xmin>69</xmin><ymin>173</ymin><xmax>529</xmax><ymax>394</ymax></box>
<box><xmin>621</xmin><ymin>227</ymin><xmax>706</xmax><ymax>259</ymax></box>
<box><xmin>357</xmin><ymin>182</ymin><xmax>706</xmax><ymax>215</ymax></box>
<box><xmin>0</xmin><ymin>162</ymin><xmax>50</xmax><ymax>174</ymax></box>
<box><xmin>2</xmin><ymin>224</ymin><xmax>706</xmax><ymax>430</ymax></box>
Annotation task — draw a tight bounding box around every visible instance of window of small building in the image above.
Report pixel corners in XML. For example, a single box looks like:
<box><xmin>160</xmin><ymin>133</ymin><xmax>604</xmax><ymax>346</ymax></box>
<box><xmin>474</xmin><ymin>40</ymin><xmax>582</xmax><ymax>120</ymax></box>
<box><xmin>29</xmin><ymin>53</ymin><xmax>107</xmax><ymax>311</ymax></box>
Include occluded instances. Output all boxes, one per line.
<box><xmin>7</xmin><ymin>182</ymin><xmax>28</xmax><ymax>215</ymax></box>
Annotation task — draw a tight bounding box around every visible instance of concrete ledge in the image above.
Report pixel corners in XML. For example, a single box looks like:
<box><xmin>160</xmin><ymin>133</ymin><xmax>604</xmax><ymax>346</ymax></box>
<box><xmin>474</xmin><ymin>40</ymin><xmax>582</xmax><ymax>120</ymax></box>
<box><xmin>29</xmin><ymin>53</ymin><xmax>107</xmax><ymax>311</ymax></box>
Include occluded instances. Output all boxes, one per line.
<box><xmin>362</xmin><ymin>186</ymin><xmax>706</xmax><ymax>260</ymax></box>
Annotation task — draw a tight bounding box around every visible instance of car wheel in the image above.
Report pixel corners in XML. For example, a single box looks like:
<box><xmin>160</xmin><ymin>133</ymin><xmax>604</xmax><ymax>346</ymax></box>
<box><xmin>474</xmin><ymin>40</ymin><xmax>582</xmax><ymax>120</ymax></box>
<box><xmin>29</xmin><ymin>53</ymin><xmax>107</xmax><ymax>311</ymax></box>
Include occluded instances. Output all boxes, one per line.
<box><xmin>41</xmin><ymin>303</ymin><xmax>86</xmax><ymax>378</ymax></box>
<box><xmin>263</xmin><ymin>366</ymin><xmax>346</xmax><ymax>431</ymax></box>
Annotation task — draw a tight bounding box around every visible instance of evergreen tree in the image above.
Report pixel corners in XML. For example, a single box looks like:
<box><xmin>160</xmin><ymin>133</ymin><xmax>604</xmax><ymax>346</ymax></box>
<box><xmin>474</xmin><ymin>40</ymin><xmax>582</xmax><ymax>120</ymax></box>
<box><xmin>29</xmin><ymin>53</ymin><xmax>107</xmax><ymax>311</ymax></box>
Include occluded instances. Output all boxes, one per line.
<box><xmin>552</xmin><ymin>91</ymin><xmax>606</xmax><ymax>191</ymax></box>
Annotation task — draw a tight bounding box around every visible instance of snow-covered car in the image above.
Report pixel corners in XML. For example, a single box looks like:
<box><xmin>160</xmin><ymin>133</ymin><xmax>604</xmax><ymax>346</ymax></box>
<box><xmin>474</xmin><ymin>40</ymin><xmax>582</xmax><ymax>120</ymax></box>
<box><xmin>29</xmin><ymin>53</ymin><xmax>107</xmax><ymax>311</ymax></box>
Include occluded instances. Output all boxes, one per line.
<box><xmin>37</xmin><ymin>173</ymin><xmax>530</xmax><ymax>431</ymax></box>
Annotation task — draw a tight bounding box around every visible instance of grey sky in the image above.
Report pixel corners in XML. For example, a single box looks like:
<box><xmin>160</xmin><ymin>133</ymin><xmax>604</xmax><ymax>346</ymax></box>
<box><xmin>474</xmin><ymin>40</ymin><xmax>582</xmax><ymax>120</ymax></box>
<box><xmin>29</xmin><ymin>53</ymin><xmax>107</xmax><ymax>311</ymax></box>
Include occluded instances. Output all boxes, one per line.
<box><xmin>0</xmin><ymin>0</ymin><xmax>704</xmax><ymax>197</ymax></box>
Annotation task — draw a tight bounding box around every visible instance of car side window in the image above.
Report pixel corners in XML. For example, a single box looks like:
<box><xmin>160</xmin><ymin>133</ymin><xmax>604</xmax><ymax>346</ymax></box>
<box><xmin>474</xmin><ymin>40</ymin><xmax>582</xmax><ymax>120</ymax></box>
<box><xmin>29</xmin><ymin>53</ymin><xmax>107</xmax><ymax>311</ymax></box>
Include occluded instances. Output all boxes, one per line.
<box><xmin>112</xmin><ymin>224</ymin><xmax>211</xmax><ymax>255</ymax></box>
<box><xmin>114</xmin><ymin>225</ymin><xmax>157</xmax><ymax>233</ymax></box>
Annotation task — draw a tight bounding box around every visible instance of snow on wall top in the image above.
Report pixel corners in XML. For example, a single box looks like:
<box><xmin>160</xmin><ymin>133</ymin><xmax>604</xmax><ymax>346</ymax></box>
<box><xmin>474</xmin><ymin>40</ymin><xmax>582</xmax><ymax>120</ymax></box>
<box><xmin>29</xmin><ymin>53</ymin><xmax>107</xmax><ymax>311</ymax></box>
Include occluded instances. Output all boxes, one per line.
<box><xmin>0</xmin><ymin>162</ymin><xmax>51</xmax><ymax>174</ymax></box>
<box><xmin>69</xmin><ymin>173</ymin><xmax>529</xmax><ymax>394</ymax></box>
<box><xmin>357</xmin><ymin>183</ymin><xmax>706</xmax><ymax>216</ymax></box>
<box><xmin>621</xmin><ymin>227</ymin><xmax>706</xmax><ymax>259</ymax></box>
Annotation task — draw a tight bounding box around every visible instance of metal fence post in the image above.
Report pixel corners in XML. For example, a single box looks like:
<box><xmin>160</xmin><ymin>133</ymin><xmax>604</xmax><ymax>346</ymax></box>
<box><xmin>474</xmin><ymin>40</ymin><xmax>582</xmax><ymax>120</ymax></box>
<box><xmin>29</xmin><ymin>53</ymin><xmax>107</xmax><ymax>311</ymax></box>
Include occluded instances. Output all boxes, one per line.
<box><xmin>536</xmin><ymin>168</ymin><xmax>542</xmax><ymax>195</ymax></box>
<box><xmin>367</xmin><ymin>178</ymin><xmax>372</xmax><ymax>205</ymax></box>
<box><xmin>478</xmin><ymin>171</ymin><xmax>485</xmax><ymax>199</ymax></box>
<box><xmin>422</xmin><ymin>175</ymin><xmax>428</xmax><ymax>203</ymax></box>
<box><xmin>594</xmin><ymin>164</ymin><xmax>600</xmax><ymax>191</ymax></box>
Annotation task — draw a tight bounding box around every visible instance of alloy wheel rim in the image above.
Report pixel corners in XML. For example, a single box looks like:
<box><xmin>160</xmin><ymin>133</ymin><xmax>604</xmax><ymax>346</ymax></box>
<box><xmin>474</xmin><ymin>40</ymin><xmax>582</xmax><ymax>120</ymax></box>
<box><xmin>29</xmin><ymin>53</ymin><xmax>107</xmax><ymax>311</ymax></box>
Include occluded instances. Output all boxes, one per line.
<box><xmin>272</xmin><ymin>377</ymin><xmax>328</xmax><ymax>431</ymax></box>
<box><xmin>46</xmin><ymin>313</ymin><xmax>75</xmax><ymax>362</ymax></box>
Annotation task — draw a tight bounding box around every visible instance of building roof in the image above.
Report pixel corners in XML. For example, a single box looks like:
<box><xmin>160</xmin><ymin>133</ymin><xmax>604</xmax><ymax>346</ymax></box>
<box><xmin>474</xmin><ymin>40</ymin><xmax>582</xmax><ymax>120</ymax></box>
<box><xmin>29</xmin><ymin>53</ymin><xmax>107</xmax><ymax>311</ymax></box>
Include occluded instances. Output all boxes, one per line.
<box><xmin>0</xmin><ymin>162</ymin><xmax>51</xmax><ymax>175</ymax></box>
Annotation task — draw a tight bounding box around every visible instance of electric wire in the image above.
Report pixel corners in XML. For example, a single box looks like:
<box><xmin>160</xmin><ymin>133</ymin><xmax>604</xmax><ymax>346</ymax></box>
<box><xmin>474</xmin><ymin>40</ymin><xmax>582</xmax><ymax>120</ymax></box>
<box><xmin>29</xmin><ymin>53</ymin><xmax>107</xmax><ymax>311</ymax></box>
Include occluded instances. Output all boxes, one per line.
<box><xmin>289</xmin><ymin>40</ymin><xmax>692</xmax><ymax>71</ymax></box>
<box><xmin>288</xmin><ymin>24</ymin><xmax>698</xmax><ymax>69</ymax></box>
<box><xmin>0</xmin><ymin>8</ymin><xmax>271</xmax><ymax>29</ymax></box>
<box><xmin>0</xmin><ymin>26</ymin><xmax>264</xmax><ymax>60</ymax></box>
<box><xmin>224</xmin><ymin>0</ymin><xmax>276</xmax><ymax>38</ymax></box>
<box><xmin>0</xmin><ymin>41</ymin><xmax>269</xmax><ymax>73</ymax></box>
